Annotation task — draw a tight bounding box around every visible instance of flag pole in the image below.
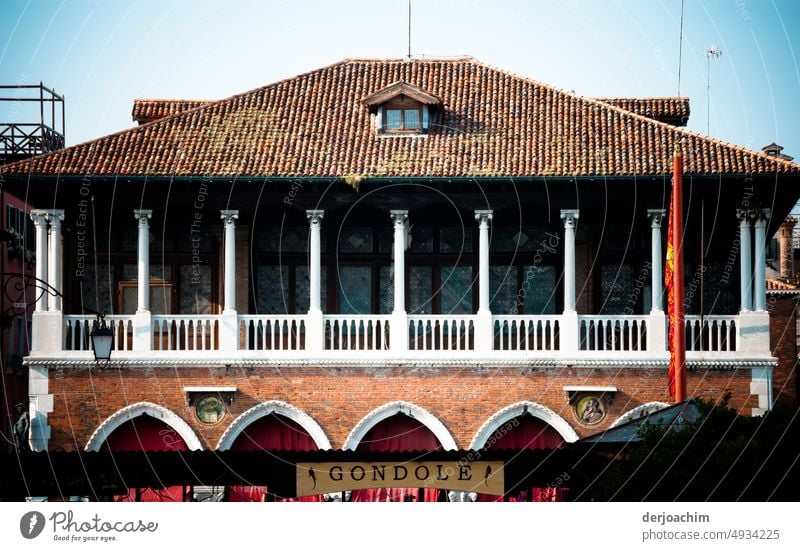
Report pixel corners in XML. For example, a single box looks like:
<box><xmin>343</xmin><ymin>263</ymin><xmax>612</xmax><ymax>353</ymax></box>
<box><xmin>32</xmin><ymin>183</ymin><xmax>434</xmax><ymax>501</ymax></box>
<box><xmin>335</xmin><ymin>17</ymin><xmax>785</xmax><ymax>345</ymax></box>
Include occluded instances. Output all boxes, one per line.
<box><xmin>672</xmin><ymin>144</ymin><xmax>687</xmax><ymax>402</ymax></box>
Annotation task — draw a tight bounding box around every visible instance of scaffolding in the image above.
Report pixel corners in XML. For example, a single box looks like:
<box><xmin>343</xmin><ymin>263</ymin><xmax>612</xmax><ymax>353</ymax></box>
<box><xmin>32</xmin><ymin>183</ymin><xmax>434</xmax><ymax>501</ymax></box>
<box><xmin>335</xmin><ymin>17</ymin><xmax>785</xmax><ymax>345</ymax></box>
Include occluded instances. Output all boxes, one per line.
<box><xmin>0</xmin><ymin>83</ymin><xmax>64</xmax><ymax>164</ymax></box>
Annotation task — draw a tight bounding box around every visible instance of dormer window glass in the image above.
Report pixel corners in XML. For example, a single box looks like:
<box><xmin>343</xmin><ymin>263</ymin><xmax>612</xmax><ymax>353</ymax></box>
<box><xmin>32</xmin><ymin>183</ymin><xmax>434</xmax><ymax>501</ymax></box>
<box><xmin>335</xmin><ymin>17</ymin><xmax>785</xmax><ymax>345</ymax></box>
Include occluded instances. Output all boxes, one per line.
<box><xmin>385</xmin><ymin>107</ymin><xmax>421</xmax><ymax>132</ymax></box>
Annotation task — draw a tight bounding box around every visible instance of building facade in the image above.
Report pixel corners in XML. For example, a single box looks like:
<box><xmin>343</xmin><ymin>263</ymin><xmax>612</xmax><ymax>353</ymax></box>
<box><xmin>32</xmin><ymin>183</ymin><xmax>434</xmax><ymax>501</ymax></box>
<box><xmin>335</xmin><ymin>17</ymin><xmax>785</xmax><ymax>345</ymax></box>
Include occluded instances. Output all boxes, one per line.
<box><xmin>2</xmin><ymin>58</ymin><xmax>799</xmax><ymax>501</ymax></box>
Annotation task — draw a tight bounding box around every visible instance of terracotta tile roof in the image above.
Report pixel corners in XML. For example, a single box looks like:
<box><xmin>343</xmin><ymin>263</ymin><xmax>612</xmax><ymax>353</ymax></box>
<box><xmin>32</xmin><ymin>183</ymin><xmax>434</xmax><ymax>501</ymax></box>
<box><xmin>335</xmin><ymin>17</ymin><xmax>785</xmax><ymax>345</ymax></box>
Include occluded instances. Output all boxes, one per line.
<box><xmin>593</xmin><ymin>97</ymin><xmax>690</xmax><ymax>126</ymax></box>
<box><xmin>2</xmin><ymin>57</ymin><xmax>798</xmax><ymax>178</ymax></box>
<box><xmin>131</xmin><ymin>99</ymin><xmax>209</xmax><ymax>124</ymax></box>
<box><xmin>767</xmin><ymin>278</ymin><xmax>800</xmax><ymax>293</ymax></box>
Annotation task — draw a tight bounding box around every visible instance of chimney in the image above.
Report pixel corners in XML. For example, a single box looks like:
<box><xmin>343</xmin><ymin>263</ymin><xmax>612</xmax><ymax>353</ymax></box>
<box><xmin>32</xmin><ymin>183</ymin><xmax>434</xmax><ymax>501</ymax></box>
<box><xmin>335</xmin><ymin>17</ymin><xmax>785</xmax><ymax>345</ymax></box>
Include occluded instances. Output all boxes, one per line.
<box><xmin>779</xmin><ymin>217</ymin><xmax>796</xmax><ymax>280</ymax></box>
<box><xmin>762</xmin><ymin>142</ymin><xmax>795</xmax><ymax>161</ymax></box>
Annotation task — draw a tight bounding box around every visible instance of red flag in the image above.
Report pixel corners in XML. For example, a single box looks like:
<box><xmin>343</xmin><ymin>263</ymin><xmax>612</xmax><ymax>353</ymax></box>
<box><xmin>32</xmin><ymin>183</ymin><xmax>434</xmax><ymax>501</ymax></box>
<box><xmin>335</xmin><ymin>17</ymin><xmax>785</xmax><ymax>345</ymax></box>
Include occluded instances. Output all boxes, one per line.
<box><xmin>666</xmin><ymin>145</ymin><xmax>686</xmax><ymax>401</ymax></box>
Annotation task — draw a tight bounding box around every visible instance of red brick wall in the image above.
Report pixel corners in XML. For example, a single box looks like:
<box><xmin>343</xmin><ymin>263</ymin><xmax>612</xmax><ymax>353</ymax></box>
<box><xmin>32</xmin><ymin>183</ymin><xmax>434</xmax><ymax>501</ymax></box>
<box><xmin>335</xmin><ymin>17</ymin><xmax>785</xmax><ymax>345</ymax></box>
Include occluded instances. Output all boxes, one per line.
<box><xmin>45</xmin><ymin>366</ymin><xmax>757</xmax><ymax>452</ymax></box>
<box><xmin>769</xmin><ymin>293</ymin><xmax>798</xmax><ymax>407</ymax></box>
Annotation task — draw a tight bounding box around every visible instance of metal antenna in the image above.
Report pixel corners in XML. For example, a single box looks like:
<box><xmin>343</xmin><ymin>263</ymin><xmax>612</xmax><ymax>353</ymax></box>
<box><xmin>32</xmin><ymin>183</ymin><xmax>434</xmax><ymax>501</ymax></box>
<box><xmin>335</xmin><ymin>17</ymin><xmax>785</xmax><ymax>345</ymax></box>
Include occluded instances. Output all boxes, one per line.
<box><xmin>407</xmin><ymin>0</ymin><xmax>412</xmax><ymax>59</ymax></box>
<box><xmin>705</xmin><ymin>45</ymin><xmax>722</xmax><ymax>135</ymax></box>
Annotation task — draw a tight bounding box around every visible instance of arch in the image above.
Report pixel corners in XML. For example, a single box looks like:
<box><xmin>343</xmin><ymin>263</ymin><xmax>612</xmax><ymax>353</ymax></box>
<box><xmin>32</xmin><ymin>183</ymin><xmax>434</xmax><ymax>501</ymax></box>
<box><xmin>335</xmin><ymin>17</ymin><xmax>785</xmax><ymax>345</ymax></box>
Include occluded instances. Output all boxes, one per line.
<box><xmin>343</xmin><ymin>401</ymin><xmax>457</xmax><ymax>451</ymax></box>
<box><xmin>216</xmin><ymin>400</ymin><xmax>331</xmax><ymax>451</ymax></box>
<box><xmin>610</xmin><ymin>402</ymin><xmax>671</xmax><ymax>428</ymax></box>
<box><xmin>85</xmin><ymin>402</ymin><xmax>202</xmax><ymax>452</ymax></box>
<box><xmin>469</xmin><ymin>401</ymin><xmax>579</xmax><ymax>449</ymax></box>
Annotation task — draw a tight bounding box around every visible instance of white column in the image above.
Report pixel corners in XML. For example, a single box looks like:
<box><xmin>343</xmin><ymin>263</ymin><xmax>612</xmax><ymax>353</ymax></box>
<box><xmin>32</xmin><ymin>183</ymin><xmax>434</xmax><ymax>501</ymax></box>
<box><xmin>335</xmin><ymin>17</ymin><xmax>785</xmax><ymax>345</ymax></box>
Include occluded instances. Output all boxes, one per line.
<box><xmin>391</xmin><ymin>210</ymin><xmax>408</xmax><ymax>314</ymax></box>
<box><xmin>390</xmin><ymin>210</ymin><xmax>409</xmax><ymax>353</ymax></box>
<box><xmin>221</xmin><ymin>210</ymin><xmax>239</xmax><ymax>312</ymax></box>
<box><xmin>647</xmin><ymin>209</ymin><xmax>665</xmax><ymax>312</ymax></box>
<box><xmin>475</xmin><ymin>210</ymin><xmax>493</xmax><ymax>314</ymax></box>
<box><xmin>306</xmin><ymin>210</ymin><xmax>324</xmax><ymax>313</ymax></box>
<box><xmin>134</xmin><ymin>210</ymin><xmax>152</xmax><ymax>313</ymax></box>
<box><xmin>30</xmin><ymin>210</ymin><xmax>49</xmax><ymax>312</ymax></box>
<box><xmin>560</xmin><ymin>209</ymin><xmax>580</xmax><ymax>313</ymax></box>
<box><xmin>46</xmin><ymin>210</ymin><xmax>64</xmax><ymax>312</ymax></box>
<box><xmin>737</xmin><ymin>209</ymin><xmax>752</xmax><ymax>312</ymax></box>
<box><xmin>754</xmin><ymin>208</ymin><xmax>769</xmax><ymax>312</ymax></box>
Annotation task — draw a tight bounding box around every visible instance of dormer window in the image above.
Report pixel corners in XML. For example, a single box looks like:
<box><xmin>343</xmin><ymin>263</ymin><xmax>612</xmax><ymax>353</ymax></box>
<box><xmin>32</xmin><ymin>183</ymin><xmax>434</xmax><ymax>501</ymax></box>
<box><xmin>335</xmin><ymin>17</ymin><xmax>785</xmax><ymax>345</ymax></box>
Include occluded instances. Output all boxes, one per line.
<box><xmin>363</xmin><ymin>81</ymin><xmax>441</xmax><ymax>136</ymax></box>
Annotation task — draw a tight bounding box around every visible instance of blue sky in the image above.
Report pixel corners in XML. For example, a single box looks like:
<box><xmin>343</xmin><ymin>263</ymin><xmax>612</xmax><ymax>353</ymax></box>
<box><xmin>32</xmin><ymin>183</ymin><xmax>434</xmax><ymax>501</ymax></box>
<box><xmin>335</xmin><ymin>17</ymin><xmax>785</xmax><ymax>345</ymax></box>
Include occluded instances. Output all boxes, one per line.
<box><xmin>1</xmin><ymin>0</ymin><xmax>799</xmax><ymax>160</ymax></box>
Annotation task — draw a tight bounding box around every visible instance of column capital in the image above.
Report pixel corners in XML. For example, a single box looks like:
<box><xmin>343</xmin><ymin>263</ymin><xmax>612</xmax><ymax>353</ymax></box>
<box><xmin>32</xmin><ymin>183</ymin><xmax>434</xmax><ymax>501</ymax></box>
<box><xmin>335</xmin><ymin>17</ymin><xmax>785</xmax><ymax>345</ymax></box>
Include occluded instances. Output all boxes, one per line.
<box><xmin>390</xmin><ymin>210</ymin><xmax>409</xmax><ymax>225</ymax></box>
<box><xmin>44</xmin><ymin>209</ymin><xmax>65</xmax><ymax>226</ymax></box>
<box><xmin>220</xmin><ymin>210</ymin><xmax>239</xmax><ymax>225</ymax></box>
<box><xmin>647</xmin><ymin>209</ymin><xmax>666</xmax><ymax>228</ymax></box>
<box><xmin>474</xmin><ymin>209</ymin><xmax>493</xmax><ymax>223</ymax></box>
<box><xmin>134</xmin><ymin>209</ymin><xmax>152</xmax><ymax>225</ymax></box>
<box><xmin>560</xmin><ymin>209</ymin><xmax>580</xmax><ymax>228</ymax></box>
<box><xmin>754</xmin><ymin>208</ymin><xmax>770</xmax><ymax>225</ymax></box>
<box><xmin>736</xmin><ymin>208</ymin><xmax>752</xmax><ymax>223</ymax></box>
<box><xmin>306</xmin><ymin>209</ymin><xmax>325</xmax><ymax>225</ymax></box>
<box><xmin>30</xmin><ymin>210</ymin><xmax>49</xmax><ymax>226</ymax></box>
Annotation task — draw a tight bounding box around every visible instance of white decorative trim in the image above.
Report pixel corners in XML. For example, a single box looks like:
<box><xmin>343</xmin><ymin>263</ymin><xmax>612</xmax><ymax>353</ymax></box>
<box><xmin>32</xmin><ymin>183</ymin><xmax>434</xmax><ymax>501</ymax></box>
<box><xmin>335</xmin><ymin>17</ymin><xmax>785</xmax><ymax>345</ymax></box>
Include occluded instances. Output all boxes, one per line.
<box><xmin>610</xmin><ymin>402</ymin><xmax>671</xmax><ymax>428</ymax></box>
<box><xmin>343</xmin><ymin>401</ymin><xmax>457</xmax><ymax>451</ymax></box>
<box><xmin>216</xmin><ymin>400</ymin><xmax>331</xmax><ymax>451</ymax></box>
<box><xmin>22</xmin><ymin>356</ymin><xmax>779</xmax><ymax>369</ymax></box>
<box><xmin>469</xmin><ymin>401</ymin><xmax>580</xmax><ymax>449</ymax></box>
<box><xmin>84</xmin><ymin>402</ymin><xmax>203</xmax><ymax>452</ymax></box>
<box><xmin>750</xmin><ymin>367</ymin><xmax>774</xmax><ymax>416</ymax></box>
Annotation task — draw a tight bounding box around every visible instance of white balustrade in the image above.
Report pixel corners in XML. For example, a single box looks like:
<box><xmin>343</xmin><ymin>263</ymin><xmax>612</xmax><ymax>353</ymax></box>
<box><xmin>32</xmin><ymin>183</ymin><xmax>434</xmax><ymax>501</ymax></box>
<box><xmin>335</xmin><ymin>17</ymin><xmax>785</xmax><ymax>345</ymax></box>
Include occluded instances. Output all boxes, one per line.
<box><xmin>325</xmin><ymin>315</ymin><xmax>391</xmax><ymax>351</ymax></box>
<box><xmin>685</xmin><ymin>315</ymin><xmax>737</xmax><ymax>352</ymax></box>
<box><xmin>579</xmin><ymin>315</ymin><xmax>648</xmax><ymax>352</ymax></box>
<box><xmin>152</xmin><ymin>315</ymin><xmax>219</xmax><ymax>351</ymax></box>
<box><xmin>408</xmin><ymin>315</ymin><xmax>474</xmax><ymax>351</ymax></box>
<box><xmin>240</xmin><ymin>315</ymin><xmax>306</xmax><ymax>351</ymax></box>
<box><xmin>64</xmin><ymin>315</ymin><xmax>134</xmax><ymax>352</ymax></box>
<box><xmin>493</xmin><ymin>316</ymin><xmax>560</xmax><ymax>351</ymax></box>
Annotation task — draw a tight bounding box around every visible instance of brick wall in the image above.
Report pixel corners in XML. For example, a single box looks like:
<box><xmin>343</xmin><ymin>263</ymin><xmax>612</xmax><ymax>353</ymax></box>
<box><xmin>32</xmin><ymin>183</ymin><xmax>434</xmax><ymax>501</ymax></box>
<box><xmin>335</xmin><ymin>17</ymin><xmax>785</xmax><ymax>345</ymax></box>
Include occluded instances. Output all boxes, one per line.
<box><xmin>769</xmin><ymin>293</ymin><xmax>798</xmax><ymax>407</ymax></box>
<box><xmin>45</xmin><ymin>366</ymin><xmax>757</xmax><ymax>452</ymax></box>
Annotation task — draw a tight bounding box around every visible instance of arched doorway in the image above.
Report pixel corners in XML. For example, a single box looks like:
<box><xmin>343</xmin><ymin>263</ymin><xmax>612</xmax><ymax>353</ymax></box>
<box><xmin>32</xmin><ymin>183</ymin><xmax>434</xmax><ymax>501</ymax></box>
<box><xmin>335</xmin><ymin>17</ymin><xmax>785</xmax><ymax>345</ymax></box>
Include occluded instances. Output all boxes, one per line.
<box><xmin>103</xmin><ymin>414</ymin><xmax>191</xmax><ymax>502</ymax></box>
<box><xmin>470</xmin><ymin>402</ymin><xmax>579</xmax><ymax>502</ymax></box>
<box><xmin>345</xmin><ymin>402</ymin><xmax>456</xmax><ymax>502</ymax></box>
<box><xmin>220</xmin><ymin>401</ymin><xmax>330</xmax><ymax>502</ymax></box>
<box><xmin>85</xmin><ymin>402</ymin><xmax>202</xmax><ymax>502</ymax></box>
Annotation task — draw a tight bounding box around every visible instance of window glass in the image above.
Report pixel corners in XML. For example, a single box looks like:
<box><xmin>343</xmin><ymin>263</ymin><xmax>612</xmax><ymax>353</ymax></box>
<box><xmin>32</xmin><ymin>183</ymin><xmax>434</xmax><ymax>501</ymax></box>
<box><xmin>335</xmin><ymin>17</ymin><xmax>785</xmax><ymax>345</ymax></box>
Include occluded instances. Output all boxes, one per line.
<box><xmin>409</xmin><ymin>227</ymin><xmax>433</xmax><ymax>253</ymax></box>
<box><xmin>440</xmin><ymin>266</ymin><xmax>473</xmax><ymax>314</ymax></box>
<box><xmin>523</xmin><ymin>265</ymin><xmax>556</xmax><ymax>314</ymax></box>
<box><xmin>256</xmin><ymin>266</ymin><xmax>289</xmax><ymax>313</ymax></box>
<box><xmin>78</xmin><ymin>263</ymin><xmax>113</xmax><ymax>314</ymax></box>
<box><xmin>490</xmin><ymin>265</ymin><xmax>518</xmax><ymax>314</ymax></box>
<box><xmin>409</xmin><ymin>266</ymin><xmax>433</xmax><ymax>314</ymax></box>
<box><xmin>379</xmin><ymin>266</ymin><xmax>393</xmax><ymax>314</ymax></box>
<box><xmin>180</xmin><ymin>265</ymin><xmax>212</xmax><ymax>314</ymax></box>
<box><xmin>339</xmin><ymin>266</ymin><xmax>372</xmax><ymax>314</ymax></box>
<box><xmin>600</xmin><ymin>264</ymin><xmax>634</xmax><ymax>314</ymax></box>
<box><xmin>340</xmin><ymin>227</ymin><xmax>373</xmax><ymax>253</ymax></box>
<box><xmin>440</xmin><ymin>227</ymin><xmax>473</xmax><ymax>253</ymax></box>
<box><xmin>404</xmin><ymin>109</ymin><xmax>420</xmax><ymax>129</ymax></box>
<box><xmin>385</xmin><ymin>109</ymin><xmax>402</xmax><ymax>130</ymax></box>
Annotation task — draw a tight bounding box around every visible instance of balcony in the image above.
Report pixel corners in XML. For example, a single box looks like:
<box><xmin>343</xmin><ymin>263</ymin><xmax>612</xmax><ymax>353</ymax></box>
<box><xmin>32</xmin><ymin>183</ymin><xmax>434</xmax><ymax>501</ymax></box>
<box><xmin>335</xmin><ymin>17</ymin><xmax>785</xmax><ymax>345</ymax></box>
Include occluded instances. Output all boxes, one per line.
<box><xmin>47</xmin><ymin>310</ymin><xmax>764</xmax><ymax>367</ymax></box>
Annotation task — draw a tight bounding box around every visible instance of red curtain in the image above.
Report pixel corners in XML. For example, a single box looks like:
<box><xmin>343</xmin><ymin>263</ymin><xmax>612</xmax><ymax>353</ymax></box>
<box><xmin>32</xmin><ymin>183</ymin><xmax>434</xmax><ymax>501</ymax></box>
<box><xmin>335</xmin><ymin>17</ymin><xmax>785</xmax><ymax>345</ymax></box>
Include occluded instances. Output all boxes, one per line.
<box><xmin>351</xmin><ymin>414</ymin><xmax>442</xmax><ymax>502</ymax></box>
<box><xmin>476</xmin><ymin>415</ymin><xmax>567</xmax><ymax>502</ymax></box>
<box><xmin>103</xmin><ymin>415</ymin><xmax>189</xmax><ymax>502</ymax></box>
<box><xmin>229</xmin><ymin>413</ymin><xmax>323</xmax><ymax>502</ymax></box>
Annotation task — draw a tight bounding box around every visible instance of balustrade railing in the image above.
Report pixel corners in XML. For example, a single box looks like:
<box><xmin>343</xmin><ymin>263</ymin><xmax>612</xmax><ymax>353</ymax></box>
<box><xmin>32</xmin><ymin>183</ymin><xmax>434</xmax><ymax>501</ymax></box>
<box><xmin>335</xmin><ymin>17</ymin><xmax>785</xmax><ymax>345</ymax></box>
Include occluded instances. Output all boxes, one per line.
<box><xmin>152</xmin><ymin>315</ymin><xmax>219</xmax><ymax>351</ymax></box>
<box><xmin>685</xmin><ymin>315</ymin><xmax>737</xmax><ymax>352</ymax></box>
<box><xmin>240</xmin><ymin>315</ymin><xmax>306</xmax><ymax>351</ymax></box>
<box><xmin>324</xmin><ymin>315</ymin><xmax>390</xmax><ymax>351</ymax></box>
<box><xmin>64</xmin><ymin>315</ymin><xmax>133</xmax><ymax>352</ymax></box>
<box><xmin>579</xmin><ymin>315</ymin><xmax>648</xmax><ymax>352</ymax></box>
<box><xmin>493</xmin><ymin>316</ymin><xmax>560</xmax><ymax>351</ymax></box>
<box><xmin>408</xmin><ymin>315</ymin><xmax>474</xmax><ymax>351</ymax></box>
<box><xmin>57</xmin><ymin>311</ymin><xmax>748</xmax><ymax>358</ymax></box>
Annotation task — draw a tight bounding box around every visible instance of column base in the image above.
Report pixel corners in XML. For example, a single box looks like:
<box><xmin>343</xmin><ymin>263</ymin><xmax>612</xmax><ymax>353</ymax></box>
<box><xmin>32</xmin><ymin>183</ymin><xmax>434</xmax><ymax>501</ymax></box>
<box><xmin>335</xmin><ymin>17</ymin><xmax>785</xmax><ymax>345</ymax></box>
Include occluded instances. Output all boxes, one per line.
<box><xmin>475</xmin><ymin>311</ymin><xmax>493</xmax><ymax>352</ymax></box>
<box><xmin>31</xmin><ymin>311</ymin><xmax>63</xmax><ymax>353</ymax></box>
<box><xmin>220</xmin><ymin>310</ymin><xmax>239</xmax><ymax>351</ymax></box>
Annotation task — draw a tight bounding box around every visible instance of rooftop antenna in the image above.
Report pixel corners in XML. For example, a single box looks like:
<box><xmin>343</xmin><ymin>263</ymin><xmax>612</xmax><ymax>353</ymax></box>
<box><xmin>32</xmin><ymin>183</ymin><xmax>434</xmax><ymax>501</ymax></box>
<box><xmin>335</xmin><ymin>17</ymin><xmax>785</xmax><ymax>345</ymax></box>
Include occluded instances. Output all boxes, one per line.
<box><xmin>705</xmin><ymin>45</ymin><xmax>722</xmax><ymax>135</ymax></box>
<box><xmin>407</xmin><ymin>0</ymin><xmax>412</xmax><ymax>59</ymax></box>
<box><xmin>677</xmin><ymin>0</ymin><xmax>685</xmax><ymax>96</ymax></box>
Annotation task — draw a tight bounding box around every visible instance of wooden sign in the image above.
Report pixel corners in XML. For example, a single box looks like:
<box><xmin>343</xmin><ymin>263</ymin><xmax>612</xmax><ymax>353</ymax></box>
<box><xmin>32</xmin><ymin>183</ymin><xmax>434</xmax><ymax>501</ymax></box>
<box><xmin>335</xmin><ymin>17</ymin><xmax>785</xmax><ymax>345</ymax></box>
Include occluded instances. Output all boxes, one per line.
<box><xmin>296</xmin><ymin>460</ymin><xmax>504</xmax><ymax>497</ymax></box>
